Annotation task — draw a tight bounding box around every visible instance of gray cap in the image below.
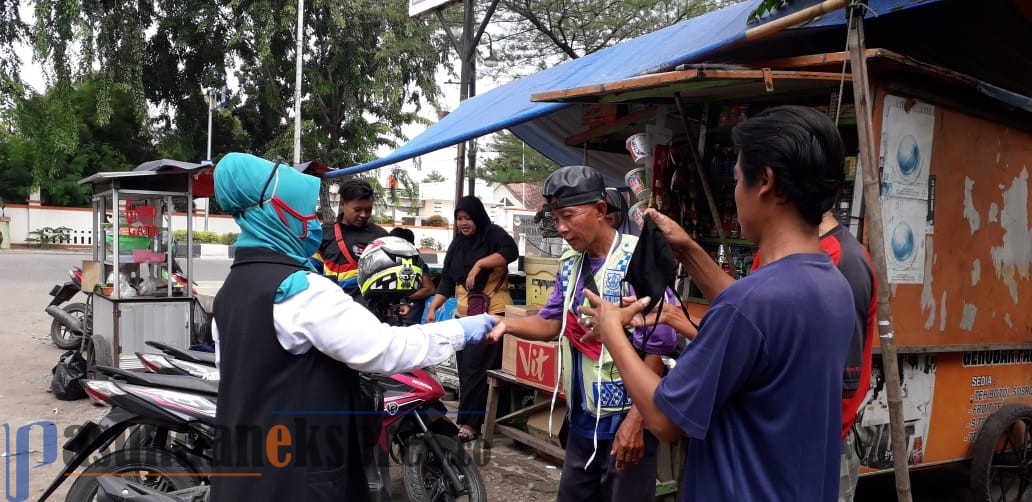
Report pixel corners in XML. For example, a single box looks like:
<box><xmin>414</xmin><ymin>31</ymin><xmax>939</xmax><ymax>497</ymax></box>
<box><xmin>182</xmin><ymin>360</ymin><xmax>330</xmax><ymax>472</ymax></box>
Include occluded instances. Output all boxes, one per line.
<box><xmin>543</xmin><ymin>165</ymin><xmax>606</xmax><ymax>211</ymax></box>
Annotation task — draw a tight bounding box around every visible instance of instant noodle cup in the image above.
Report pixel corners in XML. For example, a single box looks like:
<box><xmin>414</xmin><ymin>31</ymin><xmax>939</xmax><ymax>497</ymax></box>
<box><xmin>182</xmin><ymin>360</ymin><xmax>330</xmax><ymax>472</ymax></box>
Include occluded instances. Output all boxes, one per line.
<box><xmin>628</xmin><ymin>201</ymin><xmax>647</xmax><ymax>229</ymax></box>
<box><xmin>625</xmin><ymin>133</ymin><xmax>651</xmax><ymax>165</ymax></box>
<box><xmin>624</xmin><ymin>168</ymin><xmax>647</xmax><ymax>199</ymax></box>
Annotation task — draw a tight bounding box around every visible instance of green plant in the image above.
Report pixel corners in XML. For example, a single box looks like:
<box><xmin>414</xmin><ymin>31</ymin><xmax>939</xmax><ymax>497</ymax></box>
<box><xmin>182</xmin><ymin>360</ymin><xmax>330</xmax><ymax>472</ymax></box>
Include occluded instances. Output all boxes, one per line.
<box><xmin>419</xmin><ymin>236</ymin><xmax>437</xmax><ymax>250</ymax></box>
<box><xmin>26</xmin><ymin>226</ymin><xmax>72</xmax><ymax>248</ymax></box>
<box><xmin>371</xmin><ymin>214</ymin><xmax>393</xmax><ymax>225</ymax></box>
<box><xmin>748</xmin><ymin>0</ymin><xmax>790</xmax><ymax>23</ymax></box>
<box><xmin>423</xmin><ymin>215</ymin><xmax>448</xmax><ymax>228</ymax></box>
<box><xmin>171</xmin><ymin>230</ymin><xmax>238</xmax><ymax>245</ymax></box>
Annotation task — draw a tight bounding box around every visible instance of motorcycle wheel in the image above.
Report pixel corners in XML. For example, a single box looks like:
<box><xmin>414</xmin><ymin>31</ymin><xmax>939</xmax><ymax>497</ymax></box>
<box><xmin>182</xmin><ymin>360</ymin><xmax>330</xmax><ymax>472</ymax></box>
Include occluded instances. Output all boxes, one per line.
<box><xmin>65</xmin><ymin>448</ymin><xmax>201</xmax><ymax>501</ymax></box>
<box><xmin>402</xmin><ymin>435</ymin><xmax>486</xmax><ymax>502</ymax></box>
<box><xmin>50</xmin><ymin>302</ymin><xmax>86</xmax><ymax>350</ymax></box>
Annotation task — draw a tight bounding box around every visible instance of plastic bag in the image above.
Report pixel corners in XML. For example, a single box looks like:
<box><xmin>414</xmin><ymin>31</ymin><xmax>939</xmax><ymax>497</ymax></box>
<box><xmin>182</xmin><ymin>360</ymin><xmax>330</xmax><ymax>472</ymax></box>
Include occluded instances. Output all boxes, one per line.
<box><xmin>51</xmin><ymin>350</ymin><xmax>88</xmax><ymax>400</ymax></box>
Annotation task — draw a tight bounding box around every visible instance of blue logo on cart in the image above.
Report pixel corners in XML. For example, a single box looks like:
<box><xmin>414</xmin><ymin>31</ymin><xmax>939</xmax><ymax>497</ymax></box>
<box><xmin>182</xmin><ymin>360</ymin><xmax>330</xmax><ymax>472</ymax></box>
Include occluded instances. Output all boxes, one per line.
<box><xmin>3</xmin><ymin>421</ymin><xmax>58</xmax><ymax>502</ymax></box>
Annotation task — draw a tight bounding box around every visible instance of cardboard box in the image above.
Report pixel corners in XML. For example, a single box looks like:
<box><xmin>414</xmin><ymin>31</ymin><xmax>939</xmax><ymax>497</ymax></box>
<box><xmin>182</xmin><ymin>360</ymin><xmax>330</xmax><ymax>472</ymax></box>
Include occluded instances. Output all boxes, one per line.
<box><xmin>81</xmin><ymin>260</ymin><xmax>103</xmax><ymax>293</ymax></box>
<box><xmin>502</xmin><ymin>335</ymin><xmax>563</xmax><ymax>393</ymax></box>
<box><xmin>526</xmin><ymin>399</ymin><xmax>566</xmax><ymax>447</ymax></box>
<box><xmin>501</xmin><ymin>305</ymin><xmax>567</xmax><ymax>394</ymax></box>
<box><xmin>524</xmin><ymin>256</ymin><xmax>558</xmax><ymax>307</ymax></box>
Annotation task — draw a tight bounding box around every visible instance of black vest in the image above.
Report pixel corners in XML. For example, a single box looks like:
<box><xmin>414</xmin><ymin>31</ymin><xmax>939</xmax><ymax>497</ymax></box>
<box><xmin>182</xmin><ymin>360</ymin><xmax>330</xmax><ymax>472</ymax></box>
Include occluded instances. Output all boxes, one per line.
<box><xmin>212</xmin><ymin>247</ymin><xmax>370</xmax><ymax>502</ymax></box>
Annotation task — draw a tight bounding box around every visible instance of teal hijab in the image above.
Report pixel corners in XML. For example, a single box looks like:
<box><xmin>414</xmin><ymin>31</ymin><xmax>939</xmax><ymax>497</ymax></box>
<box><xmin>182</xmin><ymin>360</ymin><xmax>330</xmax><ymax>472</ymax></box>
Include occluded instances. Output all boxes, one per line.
<box><xmin>215</xmin><ymin>153</ymin><xmax>322</xmax><ymax>300</ymax></box>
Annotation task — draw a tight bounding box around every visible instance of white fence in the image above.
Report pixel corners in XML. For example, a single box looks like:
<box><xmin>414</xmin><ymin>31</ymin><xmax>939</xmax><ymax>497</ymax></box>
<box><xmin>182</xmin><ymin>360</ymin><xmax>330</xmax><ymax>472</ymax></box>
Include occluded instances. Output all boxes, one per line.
<box><xmin>0</xmin><ymin>204</ymin><xmax>558</xmax><ymax>269</ymax></box>
<box><xmin>1</xmin><ymin>204</ymin><xmax>241</xmax><ymax>247</ymax></box>
<box><xmin>0</xmin><ymin>204</ymin><xmax>462</xmax><ymax>254</ymax></box>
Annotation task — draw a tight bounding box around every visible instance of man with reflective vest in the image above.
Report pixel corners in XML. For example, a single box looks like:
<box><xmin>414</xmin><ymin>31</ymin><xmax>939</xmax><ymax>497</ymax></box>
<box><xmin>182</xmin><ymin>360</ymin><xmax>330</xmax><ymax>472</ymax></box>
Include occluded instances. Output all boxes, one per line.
<box><xmin>500</xmin><ymin>165</ymin><xmax>678</xmax><ymax>501</ymax></box>
<box><xmin>311</xmin><ymin>178</ymin><xmax>387</xmax><ymax>299</ymax></box>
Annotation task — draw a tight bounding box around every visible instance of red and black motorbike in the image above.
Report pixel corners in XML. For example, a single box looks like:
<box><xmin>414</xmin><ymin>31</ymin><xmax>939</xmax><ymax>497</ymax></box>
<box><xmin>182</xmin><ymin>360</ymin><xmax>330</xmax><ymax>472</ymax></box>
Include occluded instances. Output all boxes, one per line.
<box><xmin>364</xmin><ymin>363</ymin><xmax>486</xmax><ymax>502</ymax></box>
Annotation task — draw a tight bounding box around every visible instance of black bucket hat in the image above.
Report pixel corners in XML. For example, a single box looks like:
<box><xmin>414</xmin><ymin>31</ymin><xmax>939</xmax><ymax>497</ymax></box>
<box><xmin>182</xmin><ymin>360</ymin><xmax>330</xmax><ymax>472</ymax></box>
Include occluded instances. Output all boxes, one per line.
<box><xmin>543</xmin><ymin>165</ymin><xmax>608</xmax><ymax>211</ymax></box>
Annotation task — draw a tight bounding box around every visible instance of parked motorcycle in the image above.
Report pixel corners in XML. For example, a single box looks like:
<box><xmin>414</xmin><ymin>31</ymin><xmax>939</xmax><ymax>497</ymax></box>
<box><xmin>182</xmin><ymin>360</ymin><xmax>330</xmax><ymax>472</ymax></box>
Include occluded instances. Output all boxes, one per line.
<box><xmin>45</xmin><ymin>266</ymin><xmax>86</xmax><ymax>349</ymax></box>
<box><xmin>137</xmin><ymin>341</ymin><xmax>485</xmax><ymax>502</ymax></box>
<box><xmin>37</xmin><ymin>370</ymin><xmax>217</xmax><ymax>501</ymax></box>
<box><xmin>50</xmin><ymin>237</ymin><xmax>485</xmax><ymax>501</ymax></box>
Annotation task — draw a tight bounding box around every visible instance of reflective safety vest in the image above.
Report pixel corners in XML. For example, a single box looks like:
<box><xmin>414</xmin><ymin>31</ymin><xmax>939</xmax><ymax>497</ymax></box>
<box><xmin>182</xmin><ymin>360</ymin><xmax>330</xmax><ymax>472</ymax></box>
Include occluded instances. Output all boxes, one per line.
<box><xmin>556</xmin><ymin>233</ymin><xmax>638</xmax><ymax>417</ymax></box>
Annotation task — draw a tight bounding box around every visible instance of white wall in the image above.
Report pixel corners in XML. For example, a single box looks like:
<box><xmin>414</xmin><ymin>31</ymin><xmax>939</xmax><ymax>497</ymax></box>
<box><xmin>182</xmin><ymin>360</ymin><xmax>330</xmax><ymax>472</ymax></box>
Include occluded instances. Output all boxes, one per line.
<box><xmin>2</xmin><ymin>204</ymin><xmax>241</xmax><ymax>247</ymax></box>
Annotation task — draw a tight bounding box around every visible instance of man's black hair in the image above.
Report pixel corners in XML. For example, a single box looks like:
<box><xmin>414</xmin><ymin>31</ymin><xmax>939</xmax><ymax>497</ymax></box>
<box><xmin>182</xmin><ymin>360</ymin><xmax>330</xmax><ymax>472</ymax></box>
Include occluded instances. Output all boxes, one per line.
<box><xmin>732</xmin><ymin>105</ymin><xmax>845</xmax><ymax>225</ymax></box>
<box><xmin>389</xmin><ymin>227</ymin><xmax>415</xmax><ymax>244</ymax></box>
<box><xmin>339</xmin><ymin>178</ymin><xmax>375</xmax><ymax>202</ymax></box>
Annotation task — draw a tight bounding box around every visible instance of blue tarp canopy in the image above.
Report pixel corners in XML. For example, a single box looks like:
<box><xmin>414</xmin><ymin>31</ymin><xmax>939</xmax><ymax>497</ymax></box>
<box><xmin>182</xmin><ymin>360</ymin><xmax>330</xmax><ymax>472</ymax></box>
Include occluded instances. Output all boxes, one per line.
<box><xmin>326</xmin><ymin>0</ymin><xmax>940</xmax><ymax>180</ymax></box>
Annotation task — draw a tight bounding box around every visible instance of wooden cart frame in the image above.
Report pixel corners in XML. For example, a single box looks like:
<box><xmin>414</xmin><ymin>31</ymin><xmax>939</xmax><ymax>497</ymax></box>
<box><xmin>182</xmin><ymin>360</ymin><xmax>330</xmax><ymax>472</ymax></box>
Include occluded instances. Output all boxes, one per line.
<box><xmin>526</xmin><ymin>46</ymin><xmax>1032</xmax><ymax>501</ymax></box>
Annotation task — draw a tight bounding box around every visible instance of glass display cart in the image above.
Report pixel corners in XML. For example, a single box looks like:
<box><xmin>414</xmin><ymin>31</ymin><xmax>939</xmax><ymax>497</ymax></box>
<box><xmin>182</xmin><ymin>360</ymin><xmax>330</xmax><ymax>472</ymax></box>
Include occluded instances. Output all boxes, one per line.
<box><xmin>79</xmin><ymin>167</ymin><xmax>204</xmax><ymax>369</ymax></box>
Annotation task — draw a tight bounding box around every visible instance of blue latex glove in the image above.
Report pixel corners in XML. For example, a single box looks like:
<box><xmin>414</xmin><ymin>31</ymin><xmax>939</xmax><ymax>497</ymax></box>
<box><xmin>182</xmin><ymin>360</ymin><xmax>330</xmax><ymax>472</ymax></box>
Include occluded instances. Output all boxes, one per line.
<box><xmin>455</xmin><ymin>314</ymin><xmax>497</xmax><ymax>344</ymax></box>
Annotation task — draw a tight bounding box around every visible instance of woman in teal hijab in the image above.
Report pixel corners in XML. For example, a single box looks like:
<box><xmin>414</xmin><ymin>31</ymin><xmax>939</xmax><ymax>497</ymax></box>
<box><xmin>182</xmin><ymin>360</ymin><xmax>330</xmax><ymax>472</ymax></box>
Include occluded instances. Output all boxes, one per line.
<box><xmin>210</xmin><ymin>153</ymin><xmax>502</xmax><ymax>501</ymax></box>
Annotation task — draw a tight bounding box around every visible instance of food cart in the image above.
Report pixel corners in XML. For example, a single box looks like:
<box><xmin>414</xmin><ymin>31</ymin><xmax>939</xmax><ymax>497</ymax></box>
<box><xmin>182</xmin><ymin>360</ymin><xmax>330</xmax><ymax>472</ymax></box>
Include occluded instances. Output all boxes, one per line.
<box><xmin>78</xmin><ymin>161</ymin><xmax>214</xmax><ymax>369</ymax></box>
<box><xmin>527</xmin><ymin>46</ymin><xmax>1032</xmax><ymax>501</ymax></box>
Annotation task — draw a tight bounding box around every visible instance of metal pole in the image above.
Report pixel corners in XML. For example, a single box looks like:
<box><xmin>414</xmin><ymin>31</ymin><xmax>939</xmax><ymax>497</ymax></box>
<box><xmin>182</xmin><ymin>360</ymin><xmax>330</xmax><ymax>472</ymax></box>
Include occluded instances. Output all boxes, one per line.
<box><xmin>205</xmin><ymin>91</ymin><xmax>215</xmax><ymax>231</ymax></box>
<box><xmin>847</xmin><ymin>7</ymin><xmax>913</xmax><ymax>501</ymax></box>
<box><xmin>206</xmin><ymin>91</ymin><xmax>213</xmax><ymax>162</ymax></box>
<box><xmin>453</xmin><ymin>0</ymin><xmax>473</xmax><ymax>203</ymax></box>
<box><xmin>293</xmin><ymin>0</ymin><xmax>304</xmax><ymax>165</ymax></box>
<box><xmin>466</xmin><ymin>55</ymin><xmax>477</xmax><ymax>196</ymax></box>
<box><xmin>521</xmin><ymin>141</ymin><xmax>526</xmax><ymax>204</ymax></box>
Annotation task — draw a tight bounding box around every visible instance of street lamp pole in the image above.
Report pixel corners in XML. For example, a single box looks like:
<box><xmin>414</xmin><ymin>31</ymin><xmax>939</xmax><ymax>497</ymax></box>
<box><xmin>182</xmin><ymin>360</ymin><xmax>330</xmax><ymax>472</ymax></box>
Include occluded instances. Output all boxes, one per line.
<box><xmin>293</xmin><ymin>0</ymin><xmax>304</xmax><ymax>164</ymax></box>
<box><xmin>206</xmin><ymin>90</ymin><xmax>213</xmax><ymax>163</ymax></box>
<box><xmin>204</xmin><ymin>89</ymin><xmax>213</xmax><ymax>231</ymax></box>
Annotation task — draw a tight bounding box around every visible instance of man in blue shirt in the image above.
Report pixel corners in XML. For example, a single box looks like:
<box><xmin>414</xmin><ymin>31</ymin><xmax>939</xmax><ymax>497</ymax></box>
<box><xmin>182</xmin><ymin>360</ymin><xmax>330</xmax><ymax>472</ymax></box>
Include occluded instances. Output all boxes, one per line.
<box><xmin>581</xmin><ymin>106</ymin><xmax>856</xmax><ymax>501</ymax></box>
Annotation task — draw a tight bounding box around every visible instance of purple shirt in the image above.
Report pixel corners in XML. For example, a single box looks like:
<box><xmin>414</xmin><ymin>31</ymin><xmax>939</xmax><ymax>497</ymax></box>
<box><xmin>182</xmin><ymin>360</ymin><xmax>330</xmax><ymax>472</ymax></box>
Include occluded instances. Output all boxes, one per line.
<box><xmin>539</xmin><ymin>255</ymin><xmax>680</xmax><ymax>439</ymax></box>
<box><xmin>538</xmin><ymin>257</ymin><xmax>679</xmax><ymax>355</ymax></box>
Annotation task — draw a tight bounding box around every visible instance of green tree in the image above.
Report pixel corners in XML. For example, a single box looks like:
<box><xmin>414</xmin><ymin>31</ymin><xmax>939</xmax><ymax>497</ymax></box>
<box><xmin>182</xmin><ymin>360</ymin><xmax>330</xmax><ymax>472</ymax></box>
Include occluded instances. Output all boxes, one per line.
<box><xmin>423</xmin><ymin>170</ymin><xmax>447</xmax><ymax>183</ymax></box>
<box><xmin>0</xmin><ymin>132</ymin><xmax>33</xmax><ymax>204</ymax></box>
<box><xmin>227</xmin><ymin>0</ymin><xmax>445</xmax><ymax>220</ymax></box>
<box><xmin>0</xmin><ymin>1</ymin><xmax>27</xmax><ymax>111</ymax></box>
<box><xmin>14</xmin><ymin>78</ymin><xmax>157</xmax><ymax>205</ymax></box>
<box><xmin>389</xmin><ymin>166</ymin><xmax>420</xmax><ymax>216</ymax></box>
<box><xmin>485</xmin><ymin>0</ymin><xmax>731</xmax><ymax>78</ymax></box>
<box><xmin>479</xmin><ymin>131</ymin><xmax>556</xmax><ymax>183</ymax></box>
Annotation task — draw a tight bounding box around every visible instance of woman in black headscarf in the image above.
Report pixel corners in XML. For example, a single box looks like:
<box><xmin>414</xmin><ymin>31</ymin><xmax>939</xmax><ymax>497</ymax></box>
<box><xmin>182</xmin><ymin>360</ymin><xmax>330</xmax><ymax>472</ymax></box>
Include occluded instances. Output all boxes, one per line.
<box><xmin>427</xmin><ymin>196</ymin><xmax>518</xmax><ymax>441</ymax></box>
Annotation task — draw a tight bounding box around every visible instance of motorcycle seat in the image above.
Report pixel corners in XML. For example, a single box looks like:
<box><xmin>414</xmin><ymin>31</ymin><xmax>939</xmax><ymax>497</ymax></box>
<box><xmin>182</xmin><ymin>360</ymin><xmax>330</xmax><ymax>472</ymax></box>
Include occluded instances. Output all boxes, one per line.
<box><xmin>145</xmin><ymin>341</ymin><xmax>217</xmax><ymax>365</ymax></box>
<box><xmin>96</xmin><ymin>366</ymin><xmax>219</xmax><ymax>395</ymax></box>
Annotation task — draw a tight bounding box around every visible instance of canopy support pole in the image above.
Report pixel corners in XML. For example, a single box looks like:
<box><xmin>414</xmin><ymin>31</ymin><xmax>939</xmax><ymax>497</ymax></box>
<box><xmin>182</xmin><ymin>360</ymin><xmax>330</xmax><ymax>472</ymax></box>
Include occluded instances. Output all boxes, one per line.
<box><xmin>847</xmin><ymin>5</ymin><xmax>914</xmax><ymax>501</ymax></box>
<box><xmin>436</xmin><ymin>0</ymin><xmax>500</xmax><ymax>202</ymax></box>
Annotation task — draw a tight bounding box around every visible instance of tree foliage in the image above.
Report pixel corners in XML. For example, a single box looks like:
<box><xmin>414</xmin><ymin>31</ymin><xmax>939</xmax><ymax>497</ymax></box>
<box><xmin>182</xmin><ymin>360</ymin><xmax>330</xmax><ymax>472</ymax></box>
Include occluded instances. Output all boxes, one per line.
<box><xmin>4</xmin><ymin>0</ymin><xmax>446</xmax><ymax>212</ymax></box>
<box><xmin>479</xmin><ymin>131</ymin><xmax>556</xmax><ymax>183</ymax></box>
<box><xmin>9</xmin><ymin>78</ymin><xmax>157</xmax><ymax>205</ymax></box>
<box><xmin>485</xmin><ymin>0</ymin><xmax>732</xmax><ymax>77</ymax></box>
<box><xmin>423</xmin><ymin>170</ymin><xmax>447</xmax><ymax>183</ymax></box>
